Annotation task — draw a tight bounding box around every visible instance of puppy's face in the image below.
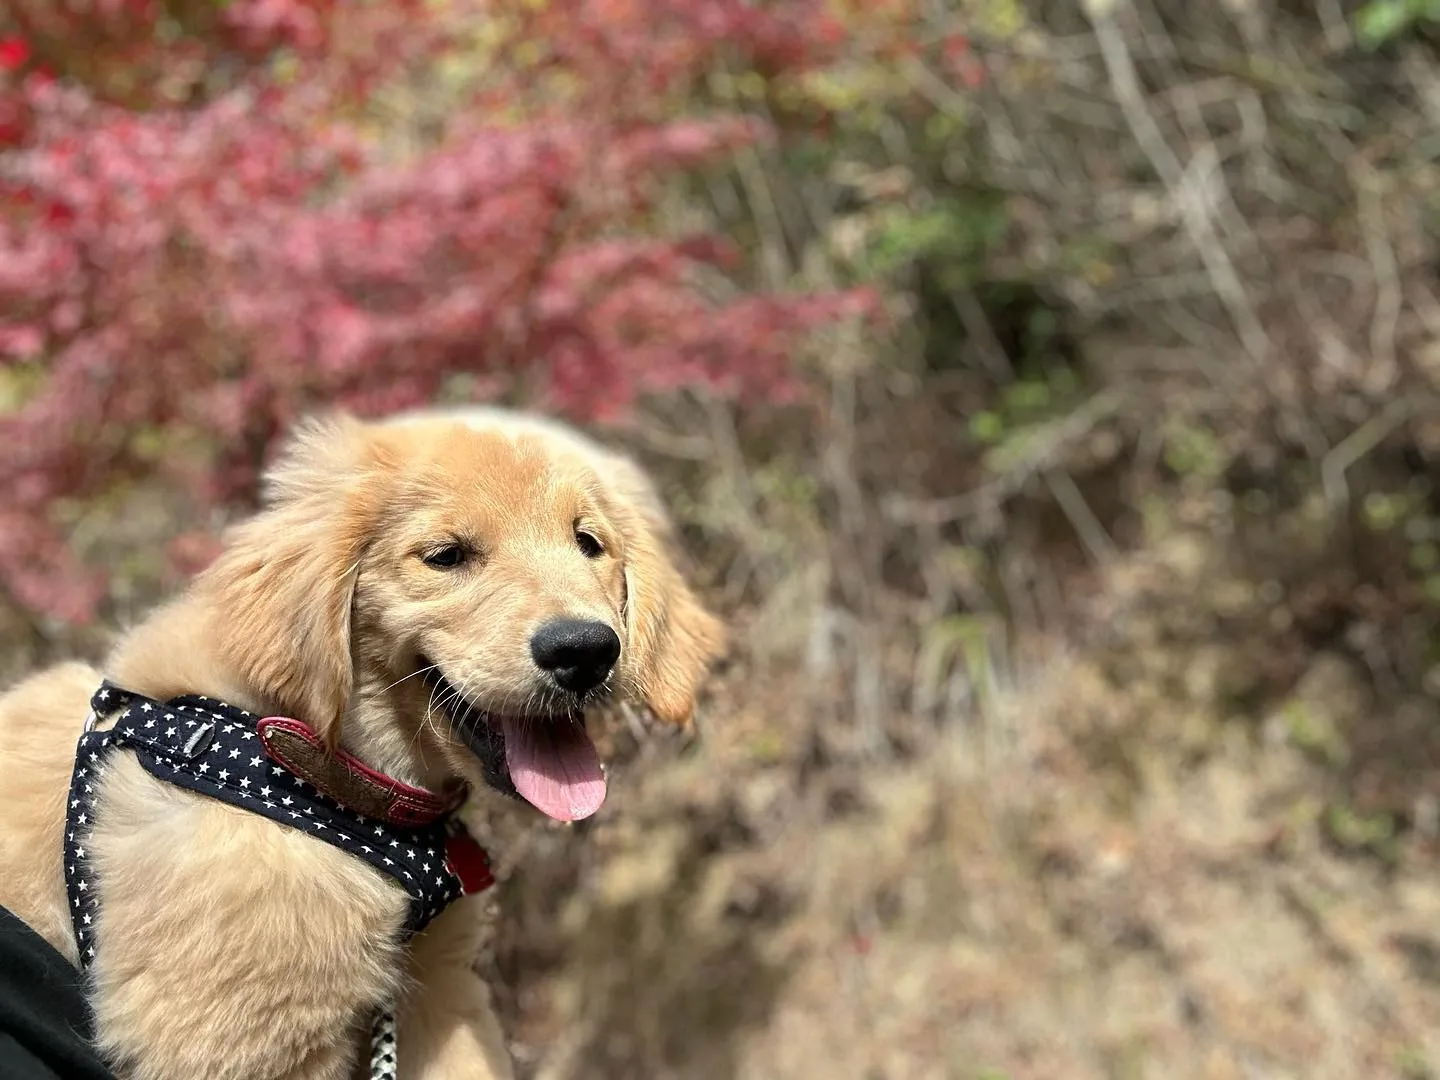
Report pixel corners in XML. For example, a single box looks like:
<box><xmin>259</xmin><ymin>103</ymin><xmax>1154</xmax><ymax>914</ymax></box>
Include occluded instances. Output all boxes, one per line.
<box><xmin>358</xmin><ymin>427</ymin><xmax>633</xmax><ymax>819</ymax></box>
<box><xmin>202</xmin><ymin>414</ymin><xmax>724</xmax><ymax>823</ymax></box>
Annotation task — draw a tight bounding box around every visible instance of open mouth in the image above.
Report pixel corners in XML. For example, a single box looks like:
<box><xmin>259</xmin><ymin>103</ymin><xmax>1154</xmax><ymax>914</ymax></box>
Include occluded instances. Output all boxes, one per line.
<box><xmin>420</xmin><ymin>664</ymin><xmax>607</xmax><ymax>823</ymax></box>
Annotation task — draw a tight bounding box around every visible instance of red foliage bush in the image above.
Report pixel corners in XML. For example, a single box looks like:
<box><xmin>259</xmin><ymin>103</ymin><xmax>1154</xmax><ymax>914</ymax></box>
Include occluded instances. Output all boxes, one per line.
<box><xmin>0</xmin><ymin>0</ymin><xmax>876</xmax><ymax>623</ymax></box>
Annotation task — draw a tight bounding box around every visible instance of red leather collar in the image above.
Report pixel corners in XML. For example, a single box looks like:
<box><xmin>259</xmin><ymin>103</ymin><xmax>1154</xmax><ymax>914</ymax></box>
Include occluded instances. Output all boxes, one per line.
<box><xmin>256</xmin><ymin>716</ymin><xmax>467</xmax><ymax>828</ymax></box>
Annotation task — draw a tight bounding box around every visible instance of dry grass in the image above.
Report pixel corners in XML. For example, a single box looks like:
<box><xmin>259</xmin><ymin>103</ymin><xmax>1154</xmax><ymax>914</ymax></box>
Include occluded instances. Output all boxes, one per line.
<box><xmin>471</xmin><ymin>519</ymin><xmax>1440</xmax><ymax>1080</ymax></box>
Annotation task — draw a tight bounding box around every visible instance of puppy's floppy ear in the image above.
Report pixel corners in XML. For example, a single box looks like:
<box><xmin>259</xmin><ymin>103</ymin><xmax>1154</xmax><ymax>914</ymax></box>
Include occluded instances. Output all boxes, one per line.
<box><xmin>616</xmin><ymin>478</ymin><xmax>726</xmax><ymax>728</ymax></box>
<box><xmin>198</xmin><ymin>413</ymin><xmax>385</xmax><ymax>750</ymax></box>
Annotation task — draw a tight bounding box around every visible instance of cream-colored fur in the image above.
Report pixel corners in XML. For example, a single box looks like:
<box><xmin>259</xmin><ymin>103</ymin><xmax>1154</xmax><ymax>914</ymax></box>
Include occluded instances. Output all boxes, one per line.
<box><xmin>0</xmin><ymin>408</ymin><xmax>724</xmax><ymax>1080</ymax></box>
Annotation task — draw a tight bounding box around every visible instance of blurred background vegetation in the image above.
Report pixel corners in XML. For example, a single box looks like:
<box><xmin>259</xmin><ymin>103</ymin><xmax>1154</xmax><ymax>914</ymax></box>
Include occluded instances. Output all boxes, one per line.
<box><xmin>5</xmin><ymin>0</ymin><xmax>1440</xmax><ymax>1077</ymax></box>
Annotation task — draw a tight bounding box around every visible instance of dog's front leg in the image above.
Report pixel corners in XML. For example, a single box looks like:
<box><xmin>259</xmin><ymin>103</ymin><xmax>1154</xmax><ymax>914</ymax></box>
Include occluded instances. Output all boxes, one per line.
<box><xmin>396</xmin><ymin>897</ymin><xmax>515</xmax><ymax>1080</ymax></box>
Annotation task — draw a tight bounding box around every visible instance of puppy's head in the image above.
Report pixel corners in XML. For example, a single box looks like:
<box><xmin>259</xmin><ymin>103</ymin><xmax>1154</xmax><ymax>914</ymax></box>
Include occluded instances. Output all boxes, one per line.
<box><xmin>199</xmin><ymin>412</ymin><xmax>724</xmax><ymax>821</ymax></box>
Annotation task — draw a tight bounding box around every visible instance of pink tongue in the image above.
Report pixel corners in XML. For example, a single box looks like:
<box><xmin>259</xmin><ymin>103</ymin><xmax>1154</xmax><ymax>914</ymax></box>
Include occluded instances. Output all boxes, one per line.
<box><xmin>501</xmin><ymin>715</ymin><xmax>607</xmax><ymax>822</ymax></box>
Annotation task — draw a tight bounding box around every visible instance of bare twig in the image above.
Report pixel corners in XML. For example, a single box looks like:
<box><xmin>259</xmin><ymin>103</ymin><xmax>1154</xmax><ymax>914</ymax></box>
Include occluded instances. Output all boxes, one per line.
<box><xmin>1044</xmin><ymin>467</ymin><xmax>1118</xmax><ymax>564</ymax></box>
<box><xmin>950</xmin><ymin>288</ymin><xmax>1016</xmax><ymax>382</ymax></box>
<box><xmin>1087</xmin><ymin>3</ymin><xmax>1273</xmax><ymax>368</ymax></box>
<box><xmin>731</xmin><ymin>141</ymin><xmax>795</xmax><ymax>290</ymax></box>
<box><xmin>1351</xmin><ymin>161</ymin><xmax>1402</xmax><ymax>393</ymax></box>
<box><xmin>1321</xmin><ymin>397</ymin><xmax>1413</xmax><ymax>509</ymax></box>
<box><xmin>1316</xmin><ymin>0</ymin><xmax>1355</xmax><ymax>53</ymax></box>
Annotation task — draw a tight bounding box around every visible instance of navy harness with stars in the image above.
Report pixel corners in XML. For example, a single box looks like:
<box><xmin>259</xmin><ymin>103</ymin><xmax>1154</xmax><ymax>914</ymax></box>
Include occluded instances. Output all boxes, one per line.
<box><xmin>64</xmin><ymin>681</ymin><xmax>495</xmax><ymax>1079</ymax></box>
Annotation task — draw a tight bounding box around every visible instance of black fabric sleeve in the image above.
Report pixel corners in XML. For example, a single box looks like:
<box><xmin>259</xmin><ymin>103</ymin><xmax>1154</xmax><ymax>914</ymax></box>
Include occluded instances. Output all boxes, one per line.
<box><xmin>0</xmin><ymin>906</ymin><xmax>115</xmax><ymax>1080</ymax></box>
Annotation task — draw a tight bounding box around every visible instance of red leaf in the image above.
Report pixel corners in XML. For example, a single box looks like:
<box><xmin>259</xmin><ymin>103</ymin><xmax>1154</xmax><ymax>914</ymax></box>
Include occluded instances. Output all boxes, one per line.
<box><xmin>0</xmin><ymin>324</ymin><xmax>45</xmax><ymax>359</ymax></box>
<box><xmin>0</xmin><ymin>36</ymin><xmax>30</xmax><ymax>72</ymax></box>
<box><xmin>0</xmin><ymin>0</ymin><xmax>866</xmax><ymax>625</ymax></box>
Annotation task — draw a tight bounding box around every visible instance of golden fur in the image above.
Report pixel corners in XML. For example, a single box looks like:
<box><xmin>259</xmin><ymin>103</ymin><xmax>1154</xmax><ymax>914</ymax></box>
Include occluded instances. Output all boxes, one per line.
<box><xmin>0</xmin><ymin>408</ymin><xmax>724</xmax><ymax>1080</ymax></box>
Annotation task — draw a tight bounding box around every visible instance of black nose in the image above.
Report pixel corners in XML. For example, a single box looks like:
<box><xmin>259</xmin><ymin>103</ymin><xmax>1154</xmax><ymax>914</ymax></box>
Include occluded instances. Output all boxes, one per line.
<box><xmin>530</xmin><ymin>618</ymin><xmax>621</xmax><ymax>695</ymax></box>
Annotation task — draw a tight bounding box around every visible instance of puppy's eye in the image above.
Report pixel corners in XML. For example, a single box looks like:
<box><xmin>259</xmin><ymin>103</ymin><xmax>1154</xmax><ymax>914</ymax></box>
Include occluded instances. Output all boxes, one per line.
<box><xmin>574</xmin><ymin>526</ymin><xmax>604</xmax><ymax>559</ymax></box>
<box><xmin>422</xmin><ymin>544</ymin><xmax>469</xmax><ymax>570</ymax></box>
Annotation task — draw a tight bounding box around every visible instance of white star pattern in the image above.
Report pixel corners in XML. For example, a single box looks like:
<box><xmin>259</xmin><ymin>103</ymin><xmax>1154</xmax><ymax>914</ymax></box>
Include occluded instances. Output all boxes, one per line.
<box><xmin>65</xmin><ymin>685</ymin><xmax>482</xmax><ymax>997</ymax></box>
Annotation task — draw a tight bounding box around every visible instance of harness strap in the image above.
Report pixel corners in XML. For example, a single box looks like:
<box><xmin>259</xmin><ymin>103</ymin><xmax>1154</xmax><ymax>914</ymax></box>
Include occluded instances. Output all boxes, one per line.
<box><xmin>65</xmin><ymin>682</ymin><xmax>495</xmax><ymax>1080</ymax></box>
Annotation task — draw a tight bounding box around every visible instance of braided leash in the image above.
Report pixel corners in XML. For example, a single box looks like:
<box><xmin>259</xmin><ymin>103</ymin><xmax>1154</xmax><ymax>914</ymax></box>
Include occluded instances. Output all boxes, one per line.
<box><xmin>370</xmin><ymin>1009</ymin><xmax>399</xmax><ymax>1079</ymax></box>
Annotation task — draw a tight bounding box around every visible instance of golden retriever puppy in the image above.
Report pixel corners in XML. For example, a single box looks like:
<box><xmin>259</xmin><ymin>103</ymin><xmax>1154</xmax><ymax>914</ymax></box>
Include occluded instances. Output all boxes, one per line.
<box><xmin>0</xmin><ymin>407</ymin><xmax>724</xmax><ymax>1080</ymax></box>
